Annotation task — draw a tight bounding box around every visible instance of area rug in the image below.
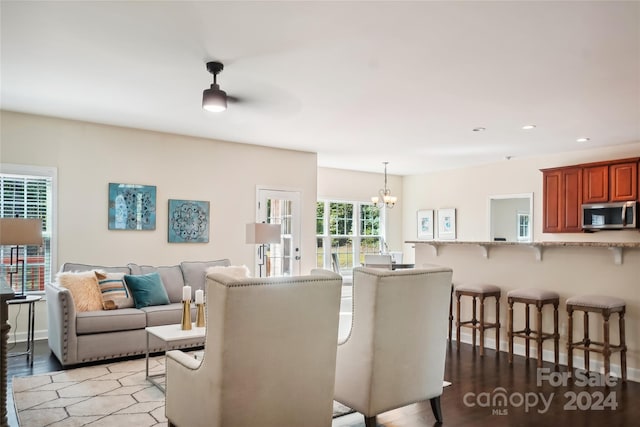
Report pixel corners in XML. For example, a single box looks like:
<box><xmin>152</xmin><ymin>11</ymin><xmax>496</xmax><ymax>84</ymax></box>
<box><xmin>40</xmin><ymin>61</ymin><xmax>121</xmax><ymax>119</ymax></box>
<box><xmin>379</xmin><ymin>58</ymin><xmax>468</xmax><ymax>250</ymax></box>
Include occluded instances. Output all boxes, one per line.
<box><xmin>12</xmin><ymin>355</ymin><xmax>450</xmax><ymax>427</ymax></box>
<box><xmin>12</xmin><ymin>355</ymin><xmax>360</xmax><ymax>427</ymax></box>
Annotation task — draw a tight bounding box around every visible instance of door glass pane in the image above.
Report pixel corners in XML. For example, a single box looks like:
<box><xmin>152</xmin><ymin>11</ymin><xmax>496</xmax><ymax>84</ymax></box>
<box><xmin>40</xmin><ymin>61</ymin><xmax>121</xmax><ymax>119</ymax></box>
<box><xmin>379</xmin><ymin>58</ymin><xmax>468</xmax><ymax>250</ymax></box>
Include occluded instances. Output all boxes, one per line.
<box><xmin>266</xmin><ymin>198</ymin><xmax>293</xmax><ymax>276</ymax></box>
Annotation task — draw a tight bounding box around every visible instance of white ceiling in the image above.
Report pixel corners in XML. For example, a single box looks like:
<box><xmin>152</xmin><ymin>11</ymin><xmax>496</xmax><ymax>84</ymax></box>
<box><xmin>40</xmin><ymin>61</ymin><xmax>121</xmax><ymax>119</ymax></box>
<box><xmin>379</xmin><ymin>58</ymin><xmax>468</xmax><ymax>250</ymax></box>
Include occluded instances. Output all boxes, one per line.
<box><xmin>1</xmin><ymin>1</ymin><xmax>639</xmax><ymax>175</ymax></box>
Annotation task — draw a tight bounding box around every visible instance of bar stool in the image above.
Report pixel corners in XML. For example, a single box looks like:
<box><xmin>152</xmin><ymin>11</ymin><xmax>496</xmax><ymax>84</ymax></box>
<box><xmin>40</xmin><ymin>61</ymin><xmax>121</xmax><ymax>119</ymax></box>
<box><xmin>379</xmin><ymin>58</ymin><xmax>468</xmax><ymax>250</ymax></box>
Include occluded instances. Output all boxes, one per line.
<box><xmin>566</xmin><ymin>295</ymin><xmax>626</xmax><ymax>382</ymax></box>
<box><xmin>507</xmin><ymin>288</ymin><xmax>559</xmax><ymax>368</ymax></box>
<box><xmin>455</xmin><ymin>284</ymin><xmax>501</xmax><ymax>356</ymax></box>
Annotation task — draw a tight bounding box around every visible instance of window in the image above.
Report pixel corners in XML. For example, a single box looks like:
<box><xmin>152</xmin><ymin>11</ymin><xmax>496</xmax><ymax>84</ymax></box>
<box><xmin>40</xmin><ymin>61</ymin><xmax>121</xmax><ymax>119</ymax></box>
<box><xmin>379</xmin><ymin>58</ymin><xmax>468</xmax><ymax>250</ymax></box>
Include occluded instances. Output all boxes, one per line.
<box><xmin>316</xmin><ymin>200</ymin><xmax>383</xmax><ymax>274</ymax></box>
<box><xmin>517</xmin><ymin>212</ymin><xmax>530</xmax><ymax>242</ymax></box>
<box><xmin>1</xmin><ymin>164</ymin><xmax>56</xmax><ymax>293</ymax></box>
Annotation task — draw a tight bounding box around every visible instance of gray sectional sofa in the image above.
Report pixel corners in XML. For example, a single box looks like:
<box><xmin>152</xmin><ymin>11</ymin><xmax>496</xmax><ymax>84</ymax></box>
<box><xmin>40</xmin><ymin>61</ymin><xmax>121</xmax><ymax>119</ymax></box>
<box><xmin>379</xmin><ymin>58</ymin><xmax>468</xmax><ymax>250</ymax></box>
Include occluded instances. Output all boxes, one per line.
<box><xmin>45</xmin><ymin>259</ymin><xmax>230</xmax><ymax>367</ymax></box>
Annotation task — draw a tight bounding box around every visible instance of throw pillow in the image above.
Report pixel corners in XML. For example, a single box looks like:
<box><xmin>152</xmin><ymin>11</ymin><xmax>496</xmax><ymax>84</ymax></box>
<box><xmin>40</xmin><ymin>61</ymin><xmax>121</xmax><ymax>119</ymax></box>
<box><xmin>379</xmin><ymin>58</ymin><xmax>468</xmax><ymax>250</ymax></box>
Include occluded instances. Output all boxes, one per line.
<box><xmin>57</xmin><ymin>271</ymin><xmax>104</xmax><ymax>312</ymax></box>
<box><xmin>124</xmin><ymin>272</ymin><xmax>171</xmax><ymax>309</ymax></box>
<box><xmin>95</xmin><ymin>271</ymin><xmax>135</xmax><ymax>309</ymax></box>
<box><xmin>206</xmin><ymin>265</ymin><xmax>251</xmax><ymax>280</ymax></box>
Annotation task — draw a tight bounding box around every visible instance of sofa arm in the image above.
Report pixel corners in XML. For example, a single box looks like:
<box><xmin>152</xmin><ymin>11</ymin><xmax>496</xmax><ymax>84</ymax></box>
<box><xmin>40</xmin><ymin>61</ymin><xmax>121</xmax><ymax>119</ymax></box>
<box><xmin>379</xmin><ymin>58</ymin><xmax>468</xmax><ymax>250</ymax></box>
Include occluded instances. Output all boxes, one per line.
<box><xmin>46</xmin><ymin>282</ymin><xmax>78</xmax><ymax>365</ymax></box>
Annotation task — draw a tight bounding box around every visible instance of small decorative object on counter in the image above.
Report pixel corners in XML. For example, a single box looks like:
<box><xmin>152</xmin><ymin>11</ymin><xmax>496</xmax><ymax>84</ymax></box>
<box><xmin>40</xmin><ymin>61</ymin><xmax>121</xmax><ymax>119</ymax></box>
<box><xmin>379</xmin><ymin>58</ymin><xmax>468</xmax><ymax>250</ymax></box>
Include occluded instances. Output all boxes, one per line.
<box><xmin>181</xmin><ymin>286</ymin><xmax>192</xmax><ymax>330</ymax></box>
<box><xmin>195</xmin><ymin>289</ymin><xmax>205</xmax><ymax>327</ymax></box>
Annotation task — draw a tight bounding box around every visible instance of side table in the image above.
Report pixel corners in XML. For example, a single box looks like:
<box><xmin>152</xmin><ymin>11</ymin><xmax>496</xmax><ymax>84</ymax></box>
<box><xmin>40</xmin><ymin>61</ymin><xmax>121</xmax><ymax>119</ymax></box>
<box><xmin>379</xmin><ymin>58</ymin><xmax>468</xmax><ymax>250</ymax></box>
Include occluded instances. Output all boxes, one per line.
<box><xmin>6</xmin><ymin>295</ymin><xmax>42</xmax><ymax>367</ymax></box>
<box><xmin>145</xmin><ymin>323</ymin><xmax>205</xmax><ymax>393</ymax></box>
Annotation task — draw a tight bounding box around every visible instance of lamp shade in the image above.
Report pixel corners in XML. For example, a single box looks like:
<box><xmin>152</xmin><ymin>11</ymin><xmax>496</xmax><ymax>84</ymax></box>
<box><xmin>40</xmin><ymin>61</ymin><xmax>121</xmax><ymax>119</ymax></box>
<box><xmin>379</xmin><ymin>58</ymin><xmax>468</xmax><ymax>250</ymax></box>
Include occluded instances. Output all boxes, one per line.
<box><xmin>246</xmin><ymin>223</ymin><xmax>281</xmax><ymax>244</ymax></box>
<box><xmin>0</xmin><ymin>218</ymin><xmax>43</xmax><ymax>246</ymax></box>
<box><xmin>202</xmin><ymin>84</ymin><xmax>227</xmax><ymax>112</ymax></box>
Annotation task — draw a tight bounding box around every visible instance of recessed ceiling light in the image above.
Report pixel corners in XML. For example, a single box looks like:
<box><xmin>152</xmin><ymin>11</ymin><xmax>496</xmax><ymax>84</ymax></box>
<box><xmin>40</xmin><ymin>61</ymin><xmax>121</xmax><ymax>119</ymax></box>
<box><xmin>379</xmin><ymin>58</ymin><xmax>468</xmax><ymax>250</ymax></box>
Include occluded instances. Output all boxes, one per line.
<box><xmin>473</xmin><ymin>127</ymin><xmax>486</xmax><ymax>132</ymax></box>
<box><xmin>576</xmin><ymin>137</ymin><xmax>591</xmax><ymax>143</ymax></box>
<box><xmin>522</xmin><ymin>124</ymin><xmax>536</xmax><ymax>130</ymax></box>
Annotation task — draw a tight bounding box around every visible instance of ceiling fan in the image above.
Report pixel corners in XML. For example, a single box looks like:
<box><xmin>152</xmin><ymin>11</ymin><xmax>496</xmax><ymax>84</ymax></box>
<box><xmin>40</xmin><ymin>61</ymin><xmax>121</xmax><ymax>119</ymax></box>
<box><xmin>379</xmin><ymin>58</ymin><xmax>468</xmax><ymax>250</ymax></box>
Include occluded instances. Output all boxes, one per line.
<box><xmin>202</xmin><ymin>61</ymin><xmax>239</xmax><ymax>113</ymax></box>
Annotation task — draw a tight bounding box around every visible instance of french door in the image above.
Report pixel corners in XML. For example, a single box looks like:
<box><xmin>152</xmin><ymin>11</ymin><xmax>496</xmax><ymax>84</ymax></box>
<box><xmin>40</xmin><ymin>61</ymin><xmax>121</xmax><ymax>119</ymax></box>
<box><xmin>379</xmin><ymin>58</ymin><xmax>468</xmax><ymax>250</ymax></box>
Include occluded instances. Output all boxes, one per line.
<box><xmin>256</xmin><ymin>188</ymin><xmax>301</xmax><ymax>276</ymax></box>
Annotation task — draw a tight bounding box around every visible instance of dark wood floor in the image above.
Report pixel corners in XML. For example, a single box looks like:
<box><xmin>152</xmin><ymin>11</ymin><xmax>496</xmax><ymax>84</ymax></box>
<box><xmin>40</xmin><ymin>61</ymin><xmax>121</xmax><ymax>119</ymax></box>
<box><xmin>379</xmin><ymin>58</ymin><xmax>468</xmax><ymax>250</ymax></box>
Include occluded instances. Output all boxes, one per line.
<box><xmin>6</xmin><ymin>340</ymin><xmax>639</xmax><ymax>426</ymax></box>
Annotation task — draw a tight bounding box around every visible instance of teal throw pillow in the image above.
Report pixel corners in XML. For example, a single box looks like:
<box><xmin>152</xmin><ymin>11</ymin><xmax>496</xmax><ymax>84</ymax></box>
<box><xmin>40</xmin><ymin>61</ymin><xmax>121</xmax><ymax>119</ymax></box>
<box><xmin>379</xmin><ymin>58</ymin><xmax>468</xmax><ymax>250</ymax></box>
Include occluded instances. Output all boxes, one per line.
<box><xmin>124</xmin><ymin>272</ymin><xmax>170</xmax><ymax>309</ymax></box>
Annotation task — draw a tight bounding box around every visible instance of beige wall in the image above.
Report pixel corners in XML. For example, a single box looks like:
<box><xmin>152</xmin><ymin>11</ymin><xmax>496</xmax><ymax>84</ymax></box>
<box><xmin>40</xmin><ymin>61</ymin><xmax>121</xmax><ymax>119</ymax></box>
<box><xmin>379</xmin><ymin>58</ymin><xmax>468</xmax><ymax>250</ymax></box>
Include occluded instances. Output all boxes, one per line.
<box><xmin>404</xmin><ymin>141</ymin><xmax>640</xmax><ymax>380</ymax></box>
<box><xmin>317</xmin><ymin>167</ymin><xmax>403</xmax><ymax>253</ymax></box>
<box><xmin>1</xmin><ymin>110</ymin><xmax>318</xmax><ymax>340</ymax></box>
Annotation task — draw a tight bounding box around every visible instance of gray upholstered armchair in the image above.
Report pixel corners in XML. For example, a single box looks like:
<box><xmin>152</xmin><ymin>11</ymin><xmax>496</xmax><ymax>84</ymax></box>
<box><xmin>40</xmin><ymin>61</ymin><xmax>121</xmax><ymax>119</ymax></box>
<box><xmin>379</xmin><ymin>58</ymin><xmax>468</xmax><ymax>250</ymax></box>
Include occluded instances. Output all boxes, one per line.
<box><xmin>165</xmin><ymin>269</ymin><xmax>342</xmax><ymax>427</ymax></box>
<box><xmin>333</xmin><ymin>266</ymin><xmax>454</xmax><ymax>426</ymax></box>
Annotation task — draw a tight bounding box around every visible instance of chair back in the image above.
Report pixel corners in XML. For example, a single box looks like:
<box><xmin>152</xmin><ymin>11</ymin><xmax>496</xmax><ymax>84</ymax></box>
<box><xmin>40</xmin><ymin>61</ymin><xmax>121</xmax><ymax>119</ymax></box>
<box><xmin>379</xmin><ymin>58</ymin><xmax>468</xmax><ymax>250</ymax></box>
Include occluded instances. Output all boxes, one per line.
<box><xmin>334</xmin><ymin>266</ymin><xmax>453</xmax><ymax>418</ymax></box>
<box><xmin>363</xmin><ymin>254</ymin><xmax>393</xmax><ymax>269</ymax></box>
<box><xmin>166</xmin><ymin>270</ymin><xmax>342</xmax><ymax>427</ymax></box>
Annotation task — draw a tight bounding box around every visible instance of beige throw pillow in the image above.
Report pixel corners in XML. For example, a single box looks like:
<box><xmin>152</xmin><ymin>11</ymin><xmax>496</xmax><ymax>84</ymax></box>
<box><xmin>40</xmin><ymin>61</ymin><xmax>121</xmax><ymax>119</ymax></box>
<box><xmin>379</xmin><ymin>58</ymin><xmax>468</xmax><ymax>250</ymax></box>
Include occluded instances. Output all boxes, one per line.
<box><xmin>57</xmin><ymin>271</ymin><xmax>104</xmax><ymax>312</ymax></box>
<box><xmin>206</xmin><ymin>265</ymin><xmax>251</xmax><ymax>280</ymax></box>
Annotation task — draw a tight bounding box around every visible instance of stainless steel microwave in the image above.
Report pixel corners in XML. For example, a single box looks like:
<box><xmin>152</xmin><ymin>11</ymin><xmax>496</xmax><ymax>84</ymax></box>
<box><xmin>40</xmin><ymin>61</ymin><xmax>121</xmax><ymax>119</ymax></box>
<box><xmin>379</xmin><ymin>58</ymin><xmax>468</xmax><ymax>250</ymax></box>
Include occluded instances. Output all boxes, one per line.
<box><xmin>582</xmin><ymin>201</ymin><xmax>638</xmax><ymax>230</ymax></box>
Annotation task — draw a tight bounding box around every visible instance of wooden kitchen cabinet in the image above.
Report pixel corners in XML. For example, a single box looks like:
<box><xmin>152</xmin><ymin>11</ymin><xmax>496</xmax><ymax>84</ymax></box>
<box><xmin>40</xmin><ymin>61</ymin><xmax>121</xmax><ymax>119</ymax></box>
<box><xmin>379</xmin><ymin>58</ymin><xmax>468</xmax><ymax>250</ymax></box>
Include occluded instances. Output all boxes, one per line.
<box><xmin>609</xmin><ymin>161</ymin><xmax>637</xmax><ymax>202</ymax></box>
<box><xmin>542</xmin><ymin>167</ymin><xmax>582</xmax><ymax>233</ymax></box>
<box><xmin>583</xmin><ymin>165</ymin><xmax>609</xmax><ymax>203</ymax></box>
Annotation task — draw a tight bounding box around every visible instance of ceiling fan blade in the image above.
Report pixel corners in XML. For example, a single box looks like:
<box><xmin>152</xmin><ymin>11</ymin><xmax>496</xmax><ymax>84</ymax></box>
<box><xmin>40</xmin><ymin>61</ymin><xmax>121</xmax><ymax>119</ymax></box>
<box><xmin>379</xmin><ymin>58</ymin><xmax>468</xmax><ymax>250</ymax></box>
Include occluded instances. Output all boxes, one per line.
<box><xmin>227</xmin><ymin>94</ymin><xmax>243</xmax><ymax>104</ymax></box>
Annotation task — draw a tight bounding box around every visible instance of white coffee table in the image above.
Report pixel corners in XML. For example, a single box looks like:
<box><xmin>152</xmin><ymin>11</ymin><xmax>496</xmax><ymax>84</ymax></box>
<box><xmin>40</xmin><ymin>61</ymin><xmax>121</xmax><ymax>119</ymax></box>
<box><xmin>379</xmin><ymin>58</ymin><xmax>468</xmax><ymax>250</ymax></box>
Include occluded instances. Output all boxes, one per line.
<box><xmin>145</xmin><ymin>323</ymin><xmax>205</xmax><ymax>392</ymax></box>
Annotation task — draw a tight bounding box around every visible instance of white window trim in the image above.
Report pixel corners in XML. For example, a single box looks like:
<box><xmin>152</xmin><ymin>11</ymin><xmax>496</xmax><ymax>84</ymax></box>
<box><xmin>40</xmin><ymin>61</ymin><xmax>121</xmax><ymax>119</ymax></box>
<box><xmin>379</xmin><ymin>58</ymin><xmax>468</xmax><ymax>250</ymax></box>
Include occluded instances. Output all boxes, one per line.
<box><xmin>316</xmin><ymin>198</ymin><xmax>386</xmax><ymax>272</ymax></box>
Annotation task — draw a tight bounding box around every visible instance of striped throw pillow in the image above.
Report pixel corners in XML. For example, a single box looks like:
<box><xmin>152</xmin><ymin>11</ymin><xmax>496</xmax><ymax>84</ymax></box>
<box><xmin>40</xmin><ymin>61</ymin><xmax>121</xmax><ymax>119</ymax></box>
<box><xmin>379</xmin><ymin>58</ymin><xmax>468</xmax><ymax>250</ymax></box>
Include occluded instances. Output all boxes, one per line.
<box><xmin>95</xmin><ymin>271</ymin><xmax>135</xmax><ymax>309</ymax></box>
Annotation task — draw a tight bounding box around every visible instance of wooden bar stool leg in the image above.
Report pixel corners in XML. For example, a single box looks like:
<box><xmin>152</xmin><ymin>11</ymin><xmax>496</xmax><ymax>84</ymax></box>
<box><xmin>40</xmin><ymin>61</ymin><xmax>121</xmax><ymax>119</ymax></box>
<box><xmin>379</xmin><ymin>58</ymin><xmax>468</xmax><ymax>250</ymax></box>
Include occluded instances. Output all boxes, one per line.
<box><xmin>456</xmin><ymin>293</ymin><xmax>461</xmax><ymax>349</ymax></box>
<box><xmin>536</xmin><ymin>303</ymin><xmax>543</xmax><ymax>368</ymax></box>
<box><xmin>584</xmin><ymin>312</ymin><xmax>590</xmax><ymax>373</ymax></box>
<box><xmin>495</xmin><ymin>296</ymin><xmax>500</xmax><ymax>352</ymax></box>
<box><xmin>472</xmin><ymin>296</ymin><xmax>478</xmax><ymax>351</ymax></box>
<box><xmin>508</xmin><ymin>299</ymin><xmax>514</xmax><ymax>364</ymax></box>
<box><xmin>568</xmin><ymin>306</ymin><xmax>574</xmax><ymax>377</ymax></box>
<box><xmin>553</xmin><ymin>302</ymin><xmax>559</xmax><ymax>370</ymax></box>
<box><xmin>620</xmin><ymin>310</ymin><xmax>627</xmax><ymax>382</ymax></box>
<box><xmin>603</xmin><ymin>310</ymin><xmax>611</xmax><ymax>380</ymax></box>
<box><xmin>525</xmin><ymin>304</ymin><xmax>531</xmax><ymax>361</ymax></box>
<box><xmin>479</xmin><ymin>296</ymin><xmax>485</xmax><ymax>356</ymax></box>
<box><xmin>448</xmin><ymin>285</ymin><xmax>453</xmax><ymax>342</ymax></box>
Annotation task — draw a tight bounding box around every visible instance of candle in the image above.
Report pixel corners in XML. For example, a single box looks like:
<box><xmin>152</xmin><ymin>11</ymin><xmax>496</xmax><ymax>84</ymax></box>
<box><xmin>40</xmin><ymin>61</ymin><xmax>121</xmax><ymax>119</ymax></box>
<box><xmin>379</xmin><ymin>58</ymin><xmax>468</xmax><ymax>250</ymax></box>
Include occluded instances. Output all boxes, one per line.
<box><xmin>182</xmin><ymin>286</ymin><xmax>191</xmax><ymax>301</ymax></box>
<box><xmin>195</xmin><ymin>289</ymin><xmax>204</xmax><ymax>305</ymax></box>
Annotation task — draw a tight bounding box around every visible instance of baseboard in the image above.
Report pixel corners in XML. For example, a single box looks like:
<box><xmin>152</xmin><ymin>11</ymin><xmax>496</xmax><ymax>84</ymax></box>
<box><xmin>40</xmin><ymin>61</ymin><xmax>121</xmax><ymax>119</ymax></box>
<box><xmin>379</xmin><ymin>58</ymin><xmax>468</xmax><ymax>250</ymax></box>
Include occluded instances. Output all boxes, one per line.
<box><xmin>455</xmin><ymin>331</ymin><xmax>639</xmax><ymax>383</ymax></box>
<box><xmin>6</xmin><ymin>328</ymin><xmax>48</xmax><ymax>346</ymax></box>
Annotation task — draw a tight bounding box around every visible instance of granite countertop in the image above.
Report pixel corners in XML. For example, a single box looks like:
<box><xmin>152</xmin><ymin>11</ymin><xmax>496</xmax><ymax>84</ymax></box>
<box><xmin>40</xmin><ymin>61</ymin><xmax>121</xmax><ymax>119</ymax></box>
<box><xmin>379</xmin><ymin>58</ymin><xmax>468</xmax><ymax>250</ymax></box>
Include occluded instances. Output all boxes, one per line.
<box><xmin>405</xmin><ymin>240</ymin><xmax>640</xmax><ymax>264</ymax></box>
<box><xmin>406</xmin><ymin>240</ymin><xmax>640</xmax><ymax>248</ymax></box>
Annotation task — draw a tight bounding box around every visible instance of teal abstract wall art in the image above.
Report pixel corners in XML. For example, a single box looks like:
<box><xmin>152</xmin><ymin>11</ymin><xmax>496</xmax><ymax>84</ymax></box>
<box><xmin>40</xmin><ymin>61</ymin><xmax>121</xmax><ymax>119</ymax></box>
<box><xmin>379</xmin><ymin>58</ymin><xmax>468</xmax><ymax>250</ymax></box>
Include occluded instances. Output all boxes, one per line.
<box><xmin>168</xmin><ymin>199</ymin><xmax>210</xmax><ymax>243</ymax></box>
<box><xmin>108</xmin><ymin>183</ymin><xmax>157</xmax><ymax>230</ymax></box>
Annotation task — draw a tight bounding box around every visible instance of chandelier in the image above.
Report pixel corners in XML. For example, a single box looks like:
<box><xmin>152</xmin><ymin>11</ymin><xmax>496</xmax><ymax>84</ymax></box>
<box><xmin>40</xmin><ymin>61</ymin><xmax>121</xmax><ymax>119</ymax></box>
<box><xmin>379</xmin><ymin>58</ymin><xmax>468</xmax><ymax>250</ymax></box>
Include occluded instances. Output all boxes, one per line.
<box><xmin>371</xmin><ymin>162</ymin><xmax>397</xmax><ymax>209</ymax></box>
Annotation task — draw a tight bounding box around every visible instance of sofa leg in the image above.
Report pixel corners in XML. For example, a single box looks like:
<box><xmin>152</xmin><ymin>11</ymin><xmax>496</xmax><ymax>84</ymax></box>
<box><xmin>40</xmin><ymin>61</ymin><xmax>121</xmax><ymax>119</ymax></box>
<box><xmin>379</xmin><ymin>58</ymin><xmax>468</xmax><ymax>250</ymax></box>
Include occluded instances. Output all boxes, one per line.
<box><xmin>364</xmin><ymin>415</ymin><xmax>377</xmax><ymax>427</ymax></box>
<box><xmin>430</xmin><ymin>396</ymin><xmax>443</xmax><ymax>423</ymax></box>
<box><xmin>168</xmin><ymin>421</ymin><xmax>176</xmax><ymax>427</ymax></box>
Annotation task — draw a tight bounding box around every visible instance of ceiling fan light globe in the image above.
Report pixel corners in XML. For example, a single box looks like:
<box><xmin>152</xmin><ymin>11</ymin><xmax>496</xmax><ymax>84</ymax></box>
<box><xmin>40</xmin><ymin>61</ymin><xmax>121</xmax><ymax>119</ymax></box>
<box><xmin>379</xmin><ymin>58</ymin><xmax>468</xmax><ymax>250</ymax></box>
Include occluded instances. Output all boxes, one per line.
<box><xmin>202</xmin><ymin>85</ymin><xmax>227</xmax><ymax>113</ymax></box>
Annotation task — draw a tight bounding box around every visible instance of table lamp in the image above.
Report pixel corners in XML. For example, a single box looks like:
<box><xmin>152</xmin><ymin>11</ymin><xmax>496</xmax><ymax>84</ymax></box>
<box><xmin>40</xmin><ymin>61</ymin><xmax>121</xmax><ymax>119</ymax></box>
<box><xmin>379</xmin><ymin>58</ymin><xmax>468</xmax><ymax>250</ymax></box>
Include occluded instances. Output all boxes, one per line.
<box><xmin>0</xmin><ymin>218</ymin><xmax>43</xmax><ymax>299</ymax></box>
<box><xmin>246</xmin><ymin>222</ymin><xmax>281</xmax><ymax>277</ymax></box>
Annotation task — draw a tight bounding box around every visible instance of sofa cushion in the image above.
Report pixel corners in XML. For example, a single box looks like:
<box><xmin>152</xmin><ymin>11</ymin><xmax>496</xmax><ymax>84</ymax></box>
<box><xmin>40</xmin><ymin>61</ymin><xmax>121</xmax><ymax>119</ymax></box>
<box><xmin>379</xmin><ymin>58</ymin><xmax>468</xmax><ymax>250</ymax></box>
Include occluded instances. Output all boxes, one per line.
<box><xmin>76</xmin><ymin>308</ymin><xmax>146</xmax><ymax>335</ymax></box>
<box><xmin>142</xmin><ymin>303</ymin><xmax>185</xmax><ymax>327</ymax></box>
<box><xmin>96</xmin><ymin>271</ymin><xmax>135</xmax><ymax>309</ymax></box>
<box><xmin>124</xmin><ymin>272</ymin><xmax>171</xmax><ymax>309</ymax></box>
<box><xmin>181</xmin><ymin>259</ymin><xmax>231</xmax><ymax>296</ymax></box>
<box><xmin>128</xmin><ymin>264</ymin><xmax>185</xmax><ymax>303</ymax></box>
<box><xmin>57</xmin><ymin>271</ymin><xmax>104</xmax><ymax>312</ymax></box>
<box><xmin>61</xmin><ymin>263</ymin><xmax>130</xmax><ymax>274</ymax></box>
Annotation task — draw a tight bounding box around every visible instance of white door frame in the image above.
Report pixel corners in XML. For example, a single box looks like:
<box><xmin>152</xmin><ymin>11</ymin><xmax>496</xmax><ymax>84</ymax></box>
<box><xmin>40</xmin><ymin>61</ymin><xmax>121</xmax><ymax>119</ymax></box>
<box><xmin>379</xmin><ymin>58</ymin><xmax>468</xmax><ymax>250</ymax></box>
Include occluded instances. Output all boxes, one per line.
<box><xmin>256</xmin><ymin>187</ymin><xmax>302</xmax><ymax>276</ymax></box>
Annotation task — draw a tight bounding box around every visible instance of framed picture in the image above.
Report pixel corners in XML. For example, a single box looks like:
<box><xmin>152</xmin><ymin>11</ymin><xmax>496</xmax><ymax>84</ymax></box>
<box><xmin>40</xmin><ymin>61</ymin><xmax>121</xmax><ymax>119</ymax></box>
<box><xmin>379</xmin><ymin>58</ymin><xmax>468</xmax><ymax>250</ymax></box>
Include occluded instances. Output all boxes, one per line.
<box><xmin>437</xmin><ymin>208</ymin><xmax>456</xmax><ymax>240</ymax></box>
<box><xmin>168</xmin><ymin>199</ymin><xmax>210</xmax><ymax>243</ymax></box>
<box><xmin>108</xmin><ymin>183</ymin><xmax>156</xmax><ymax>230</ymax></box>
<box><xmin>417</xmin><ymin>209</ymin><xmax>434</xmax><ymax>240</ymax></box>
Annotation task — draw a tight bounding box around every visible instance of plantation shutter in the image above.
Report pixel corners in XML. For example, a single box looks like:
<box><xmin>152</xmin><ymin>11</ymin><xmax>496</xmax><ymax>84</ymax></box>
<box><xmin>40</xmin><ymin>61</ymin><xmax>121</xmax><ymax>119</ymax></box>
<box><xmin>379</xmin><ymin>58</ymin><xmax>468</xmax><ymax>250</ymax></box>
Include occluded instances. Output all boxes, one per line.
<box><xmin>0</xmin><ymin>173</ymin><xmax>52</xmax><ymax>293</ymax></box>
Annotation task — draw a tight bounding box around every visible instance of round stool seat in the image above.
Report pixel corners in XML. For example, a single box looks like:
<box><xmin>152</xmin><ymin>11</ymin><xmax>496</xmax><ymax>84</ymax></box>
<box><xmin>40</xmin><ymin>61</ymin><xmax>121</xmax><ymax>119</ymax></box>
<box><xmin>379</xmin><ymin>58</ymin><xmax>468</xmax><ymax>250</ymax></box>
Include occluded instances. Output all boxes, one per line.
<box><xmin>508</xmin><ymin>288</ymin><xmax>559</xmax><ymax>301</ymax></box>
<box><xmin>455</xmin><ymin>284</ymin><xmax>500</xmax><ymax>294</ymax></box>
<box><xmin>566</xmin><ymin>295</ymin><xmax>625</xmax><ymax>309</ymax></box>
